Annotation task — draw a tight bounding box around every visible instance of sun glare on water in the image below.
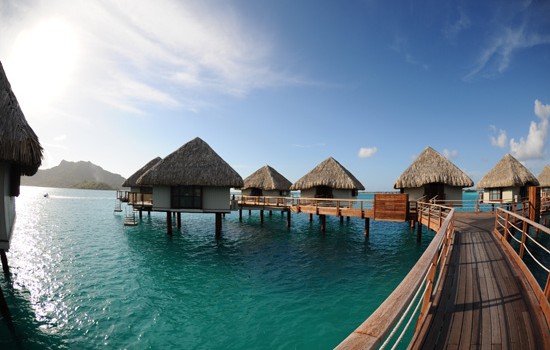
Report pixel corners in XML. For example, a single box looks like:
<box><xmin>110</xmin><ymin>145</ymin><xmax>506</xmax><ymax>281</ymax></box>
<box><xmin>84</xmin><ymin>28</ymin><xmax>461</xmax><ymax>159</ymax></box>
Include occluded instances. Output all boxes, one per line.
<box><xmin>7</xmin><ymin>18</ymin><xmax>79</xmax><ymax>113</ymax></box>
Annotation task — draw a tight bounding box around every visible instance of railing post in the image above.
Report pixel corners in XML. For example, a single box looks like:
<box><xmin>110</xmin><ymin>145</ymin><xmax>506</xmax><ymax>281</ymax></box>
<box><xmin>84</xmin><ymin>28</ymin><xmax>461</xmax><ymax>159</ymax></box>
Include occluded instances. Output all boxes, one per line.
<box><xmin>544</xmin><ymin>274</ymin><xmax>550</xmax><ymax>301</ymax></box>
<box><xmin>439</xmin><ymin>207</ymin><xmax>442</xmax><ymax>229</ymax></box>
<box><xmin>503</xmin><ymin>212</ymin><xmax>510</xmax><ymax>242</ymax></box>
<box><xmin>519</xmin><ymin>220</ymin><xmax>528</xmax><ymax>259</ymax></box>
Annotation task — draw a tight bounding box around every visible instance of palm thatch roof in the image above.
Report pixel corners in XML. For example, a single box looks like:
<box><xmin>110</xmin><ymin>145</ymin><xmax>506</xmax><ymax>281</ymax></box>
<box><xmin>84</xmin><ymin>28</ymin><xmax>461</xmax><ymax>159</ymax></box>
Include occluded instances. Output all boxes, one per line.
<box><xmin>0</xmin><ymin>61</ymin><xmax>42</xmax><ymax>175</ymax></box>
<box><xmin>478</xmin><ymin>153</ymin><xmax>539</xmax><ymax>188</ymax></box>
<box><xmin>290</xmin><ymin>157</ymin><xmax>365</xmax><ymax>191</ymax></box>
<box><xmin>538</xmin><ymin>165</ymin><xmax>550</xmax><ymax>187</ymax></box>
<box><xmin>394</xmin><ymin>147</ymin><xmax>473</xmax><ymax>189</ymax></box>
<box><xmin>242</xmin><ymin>165</ymin><xmax>292</xmax><ymax>191</ymax></box>
<box><xmin>136</xmin><ymin>137</ymin><xmax>243</xmax><ymax>187</ymax></box>
<box><xmin>122</xmin><ymin>157</ymin><xmax>162</xmax><ymax>187</ymax></box>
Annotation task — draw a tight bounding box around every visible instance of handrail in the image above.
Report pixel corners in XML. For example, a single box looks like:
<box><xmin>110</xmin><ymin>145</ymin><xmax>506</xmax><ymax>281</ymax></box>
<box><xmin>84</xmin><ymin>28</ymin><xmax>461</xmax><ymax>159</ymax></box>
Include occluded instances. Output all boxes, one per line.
<box><xmin>236</xmin><ymin>195</ymin><xmax>374</xmax><ymax>210</ymax></box>
<box><xmin>493</xmin><ymin>207</ymin><xmax>550</xmax><ymax>325</ymax></box>
<box><xmin>336</xmin><ymin>202</ymin><xmax>455</xmax><ymax>349</ymax></box>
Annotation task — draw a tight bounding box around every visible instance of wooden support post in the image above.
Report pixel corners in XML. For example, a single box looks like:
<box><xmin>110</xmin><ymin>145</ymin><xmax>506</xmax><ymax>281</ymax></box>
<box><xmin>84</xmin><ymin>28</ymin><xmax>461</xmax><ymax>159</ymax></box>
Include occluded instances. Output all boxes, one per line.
<box><xmin>260</xmin><ymin>210</ymin><xmax>264</xmax><ymax>224</ymax></box>
<box><xmin>166</xmin><ymin>211</ymin><xmax>172</xmax><ymax>235</ymax></box>
<box><xmin>286</xmin><ymin>209</ymin><xmax>291</xmax><ymax>228</ymax></box>
<box><xmin>347</xmin><ymin>216</ymin><xmax>350</xmax><ymax>222</ymax></box>
<box><xmin>416</xmin><ymin>222</ymin><xmax>422</xmax><ymax>242</ymax></box>
<box><xmin>269</xmin><ymin>210</ymin><xmax>272</xmax><ymax>216</ymax></box>
<box><xmin>176</xmin><ymin>212</ymin><xmax>181</xmax><ymax>228</ymax></box>
<box><xmin>215</xmin><ymin>213</ymin><xmax>222</xmax><ymax>238</ymax></box>
<box><xmin>340</xmin><ymin>216</ymin><xmax>344</xmax><ymax>224</ymax></box>
<box><xmin>248</xmin><ymin>210</ymin><xmax>251</xmax><ymax>216</ymax></box>
<box><xmin>0</xmin><ymin>250</ymin><xmax>9</xmax><ymax>275</ymax></box>
<box><xmin>364</xmin><ymin>218</ymin><xmax>370</xmax><ymax>239</ymax></box>
<box><xmin>147</xmin><ymin>210</ymin><xmax>151</xmax><ymax>216</ymax></box>
<box><xmin>239</xmin><ymin>209</ymin><xmax>242</xmax><ymax>222</ymax></box>
<box><xmin>320</xmin><ymin>215</ymin><xmax>326</xmax><ymax>232</ymax></box>
<box><xmin>528</xmin><ymin>185</ymin><xmax>540</xmax><ymax>223</ymax></box>
<box><xmin>309</xmin><ymin>213</ymin><xmax>313</xmax><ymax>222</ymax></box>
<box><xmin>139</xmin><ymin>210</ymin><xmax>143</xmax><ymax>219</ymax></box>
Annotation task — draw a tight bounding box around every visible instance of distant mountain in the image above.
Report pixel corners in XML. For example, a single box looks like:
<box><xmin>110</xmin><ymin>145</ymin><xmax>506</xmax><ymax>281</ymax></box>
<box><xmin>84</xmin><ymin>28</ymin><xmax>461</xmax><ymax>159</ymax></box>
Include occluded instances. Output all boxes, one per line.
<box><xmin>21</xmin><ymin>160</ymin><xmax>126</xmax><ymax>190</ymax></box>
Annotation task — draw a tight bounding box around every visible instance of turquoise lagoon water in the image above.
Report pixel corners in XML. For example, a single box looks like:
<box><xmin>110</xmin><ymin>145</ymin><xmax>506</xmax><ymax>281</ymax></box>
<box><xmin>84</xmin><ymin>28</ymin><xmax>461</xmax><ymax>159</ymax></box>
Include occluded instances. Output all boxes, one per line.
<box><xmin>0</xmin><ymin>187</ymin><xmax>436</xmax><ymax>349</ymax></box>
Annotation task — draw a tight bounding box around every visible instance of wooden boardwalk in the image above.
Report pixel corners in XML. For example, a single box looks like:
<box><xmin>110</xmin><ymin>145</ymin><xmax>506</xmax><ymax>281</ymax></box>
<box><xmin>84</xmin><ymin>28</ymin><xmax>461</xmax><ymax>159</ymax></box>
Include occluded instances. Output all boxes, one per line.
<box><xmin>411</xmin><ymin>212</ymin><xmax>550</xmax><ymax>349</ymax></box>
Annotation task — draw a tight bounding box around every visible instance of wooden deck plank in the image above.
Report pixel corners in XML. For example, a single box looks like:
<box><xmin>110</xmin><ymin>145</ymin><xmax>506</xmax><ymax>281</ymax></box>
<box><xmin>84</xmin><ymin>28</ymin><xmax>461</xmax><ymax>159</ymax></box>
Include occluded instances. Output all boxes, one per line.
<box><xmin>412</xmin><ymin>213</ymin><xmax>548</xmax><ymax>350</ymax></box>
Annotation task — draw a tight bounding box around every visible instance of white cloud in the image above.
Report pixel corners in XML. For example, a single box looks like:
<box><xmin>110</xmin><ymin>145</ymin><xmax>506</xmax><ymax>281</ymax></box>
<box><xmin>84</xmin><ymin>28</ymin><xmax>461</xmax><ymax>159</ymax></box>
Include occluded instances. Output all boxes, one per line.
<box><xmin>53</xmin><ymin>134</ymin><xmax>67</xmax><ymax>142</ymax></box>
<box><xmin>464</xmin><ymin>26</ymin><xmax>550</xmax><ymax>80</ymax></box>
<box><xmin>358</xmin><ymin>147</ymin><xmax>378</xmax><ymax>158</ymax></box>
<box><xmin>490</xmin><ymin>128</ymin><xmax>507</xmax><ymax>148</ymax></box>
<box><xmin>443</xmin><ymin>149</ymin><xmax>458</xmax><ymax>160</ymax></box>
<box><xmin>0</xmin><ymin>0</ymin><xmax>303</xmax><ymax>118</ymax></box>
<box><xmin>510</xmin><ymin>99</ymin><xmax>550</xmax><ymax>160</ymax></box>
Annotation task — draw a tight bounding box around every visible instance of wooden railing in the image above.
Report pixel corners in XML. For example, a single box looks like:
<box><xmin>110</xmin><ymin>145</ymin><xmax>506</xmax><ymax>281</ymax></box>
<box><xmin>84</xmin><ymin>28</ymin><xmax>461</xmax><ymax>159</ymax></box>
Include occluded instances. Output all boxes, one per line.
<box><xmin>336</xmin><ymin>202</ymin><xmax>455</xmax><ymax>349</ymax></box>
<box><xmin>493</xmin><ymin>207</ymin><xmax>550</xmax><ymax>325</ymax></box>
<box><xmin>237</xmin><ymin>195</ymin><xmax>293</xmax><ymax>207</ymax></box>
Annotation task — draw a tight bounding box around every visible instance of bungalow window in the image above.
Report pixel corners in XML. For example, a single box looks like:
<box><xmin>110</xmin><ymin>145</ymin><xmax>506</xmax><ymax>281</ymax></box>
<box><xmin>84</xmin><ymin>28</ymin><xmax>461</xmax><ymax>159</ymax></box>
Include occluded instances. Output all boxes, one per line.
<box><xmin>489</xmin><ymin>188</ymin><xmax>502</xmax><ymax>201</ymax></box>
<box><xmin>171</xmin><ymin>186</ymin><xmax>202</xmax><ymax>209</ymax></box>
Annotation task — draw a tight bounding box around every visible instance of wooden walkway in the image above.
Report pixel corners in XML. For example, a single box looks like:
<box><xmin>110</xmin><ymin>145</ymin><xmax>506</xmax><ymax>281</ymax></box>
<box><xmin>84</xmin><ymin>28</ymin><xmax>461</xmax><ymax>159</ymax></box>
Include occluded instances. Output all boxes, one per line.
<box><xmin>411</xmin><ymin>212</ymin><xmax>550</xmax><ymax>349</ymax></box>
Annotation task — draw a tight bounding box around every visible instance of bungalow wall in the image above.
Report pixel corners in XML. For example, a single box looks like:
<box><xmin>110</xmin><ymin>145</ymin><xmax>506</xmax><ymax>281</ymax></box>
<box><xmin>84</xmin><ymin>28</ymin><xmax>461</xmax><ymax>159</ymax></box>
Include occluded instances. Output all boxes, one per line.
<box><xmin>481</xmin><ymin>187</ymin><xmax>520</xmax><ymax>203</ymax></box>
<box><xmin>241</xmin><ymin>189</ymin><xmax>288</xmax><ymax>197</ymax></box>
<box><xmin>402</xmin><ymin>185</ymin><xmax>463</xmax><ymax>202</ymax></box>
<box><xmin>152</xmin><ymin>186</ymin><xmax>230</xmax><ymax>212</ymax></box>
<box><xmin>299</xmin><ymin>188</ymin><xmax>358</xmax><ymax>199</ymax></box>
<box><xmin>0</xmin><ymin>163</ymin><xmax>16</xmax><ymax>250</ymax></box>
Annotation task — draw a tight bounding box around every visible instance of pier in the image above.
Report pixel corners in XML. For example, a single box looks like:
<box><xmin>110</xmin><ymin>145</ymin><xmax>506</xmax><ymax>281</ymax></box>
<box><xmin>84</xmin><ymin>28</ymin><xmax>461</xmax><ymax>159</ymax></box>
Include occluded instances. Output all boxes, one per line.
<box><xmin>336</xmin><ymin>201</ymin><xmax>550</xmax><ymax>349</ymax></box>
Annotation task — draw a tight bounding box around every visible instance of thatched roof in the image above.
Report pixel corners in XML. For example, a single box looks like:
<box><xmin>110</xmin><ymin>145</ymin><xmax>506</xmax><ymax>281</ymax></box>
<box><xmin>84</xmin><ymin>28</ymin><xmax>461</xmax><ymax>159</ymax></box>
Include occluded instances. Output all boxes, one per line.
<box><xmin>478</xmin><ymin>153</ymin><xmax>539</xmax><ymax>188</ymax></box>
<box><xmin>538</xmin><ymin>165</ymin><xmax>550</xmax><ymax>187</ymax></box>
<box><xmin>290</xmin><ymin>157</ymin><xmax>365</xmax><ymax>191</ymax></box>
<box><xmin>136</xmin><ymin>137</ymin><xmax>243</xmax><ymax>187</ymax></box>
<box><xmin>122</xmin><ymin>157</ymin><xmax>162</xmax><ymax>187</ymax></box>
<box><xmin>0</xmin><ymin>61</ymin><xmax>42</xmax><ymax>175</ymax></box>
<box><xmin>242</xmin><ymin>165</ymin><xmax>292</xmax><ymax>191</ymax></box>
<box><xmin>394</xmin><ymin>147</ymin><xmax>473</xmax><ymax>189</ymax></box>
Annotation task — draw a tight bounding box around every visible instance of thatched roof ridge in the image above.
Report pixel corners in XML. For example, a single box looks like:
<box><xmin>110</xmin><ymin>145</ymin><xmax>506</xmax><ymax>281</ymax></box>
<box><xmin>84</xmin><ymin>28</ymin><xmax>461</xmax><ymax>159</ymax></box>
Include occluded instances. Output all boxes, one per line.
<box><xmin>478</xmin><ymin>153</ymin><xmax>539</xmax><ymax>188</ymax></box>
<box><xmin>0</xmin><ymin>61</ymin><xmax>42</xmax><ymax>175</ymax></box>
<box><xmin>122</xmin><ymin>157</ymin><xmax>162</xmax><ymax>187</ymax></box>
<box><xmin>394</xmin><ymin>147</ymin><xmax>473</xmax><ymax>189</ymax></box>
<box><xmin>538</xmin><ymin>165</ymin><xmax>550</xmax><ymax>187</ymax></box>
<box><xmin>242</xmin><ymin>165</ymin><xmax>292</xmax><ymax>191</ymax></box>
<box><xmin>290</xmin><ymin>157</ymin><xmax>365</xmax><ymax>191</ymax></box>
<box><xmin>136</xmin><ymin>137</ymin><xmax>243</xmax><ymax>187</ymax></box>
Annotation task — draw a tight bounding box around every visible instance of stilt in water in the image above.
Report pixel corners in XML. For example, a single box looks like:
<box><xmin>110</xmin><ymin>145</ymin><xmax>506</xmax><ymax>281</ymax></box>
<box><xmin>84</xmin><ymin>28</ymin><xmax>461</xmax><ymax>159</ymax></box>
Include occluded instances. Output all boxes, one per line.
<box><xmin>139</xmin><ymin>209</ymin><xmax>143</xmax><ymax>219</ymax></box>
<box><xmin>269</xmin><ymin>210</ymin><xmax>272</xmax><ymax>216</ymax></box>
<box><xmin>309</xmin><ymin>213</ymin><xmax>313</xmax><ymax>222</ymax></box>
<box><xmin>248</xmin><ymin>210</ymin><xmax>251</xmax><ymax>216</ymax></box>
<box><xmin>347</xmin><ymin>216</ymin><xmax>350</xmax><ymax>222</ymax></box>
<box><xmin>239</xmin><ymin>209</ymin><xmax>243</xmax><ymax>222</ymax></box>
<box><xmin>260</xmin><ymin>210</ymin><xmax>264</xmax><ymax>224</ymax></box>
<box><xmin>364</xmin><ymin>218</ymin><xmax>370</xmax><ymax>239</ymax></box>
<box><xmin>166</xmin><ymin>211</ymin><xmax>173</xmax><ymax>235</ymax></box>
<box><xmin>416</xmin><ymin>220</ymin><xmax>422</xmax><ymax>242</ymax></box>
<box><xmin>320</xmin><ymin>215</ymin><xmax>326</xmax><ymax>232</ymax></box>
<box><xmin>339</xmin><ymin>216</ymin><xmax>344</xmax><ymax>224</ymax></box>
<box><xmin>0</xmin><ymin>250</ymin><xmax>9</xmax><ymax>275</ymax></box>
<box><xmin>286</xmin><ymin>209</ymin><xmax>291</xmax><ymax>228</ymax></box>
<box><xmin>0</xmin><ymin>285</ymin><xmax>15</xmax><ymax>339</ymax></box>
<box><xmin>215</xmin><ymin>213</ymin><xmax>222</xmax><ymax>239</ymax></box>
<box><xmin>176</xmin><ymin>212</ymin><xmax>182</xmax><ymax>228</ymax></box>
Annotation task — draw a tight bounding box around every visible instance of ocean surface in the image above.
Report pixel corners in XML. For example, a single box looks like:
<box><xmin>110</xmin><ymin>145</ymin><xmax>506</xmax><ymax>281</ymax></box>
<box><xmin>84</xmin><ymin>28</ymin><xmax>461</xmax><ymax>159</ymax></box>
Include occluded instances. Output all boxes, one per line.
<box><xmin>1</xmin><ymin>187</ymin><xmax>438</xmax><ymax>349</ymax></box>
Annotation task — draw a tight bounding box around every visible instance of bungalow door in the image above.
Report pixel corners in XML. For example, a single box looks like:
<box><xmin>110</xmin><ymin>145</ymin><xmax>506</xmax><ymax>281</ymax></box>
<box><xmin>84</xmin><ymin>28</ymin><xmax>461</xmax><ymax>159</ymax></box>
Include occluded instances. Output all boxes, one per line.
<box><xmin>424</xmin><ymin>183</ymin><xmax>445</xmax><ymax>201</ymax></box>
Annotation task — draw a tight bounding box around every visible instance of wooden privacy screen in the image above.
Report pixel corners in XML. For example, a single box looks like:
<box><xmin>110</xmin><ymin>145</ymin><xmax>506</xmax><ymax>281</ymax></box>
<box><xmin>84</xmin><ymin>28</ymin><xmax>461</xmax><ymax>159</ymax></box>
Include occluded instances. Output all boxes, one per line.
<box><xmin>374</xmin><ymin>193</ymin><xmax>409</xmax><ymax>221</ymax></box>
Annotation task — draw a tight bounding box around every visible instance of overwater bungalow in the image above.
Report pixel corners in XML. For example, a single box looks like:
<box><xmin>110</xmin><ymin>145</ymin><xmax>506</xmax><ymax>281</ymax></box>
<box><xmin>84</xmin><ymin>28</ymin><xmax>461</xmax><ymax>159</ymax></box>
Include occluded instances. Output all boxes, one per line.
<box><xmin>290</xmin><ymin>157</ymin><xmax>364</xmax><ymax>198</ymax></box>
<box><xmin>477</xmin><ymin>153</ymin><xmax>539</xmax><ymax>204</ymax></box>
<box><xmin>122</xmin><ymin>157</ymin><xmax>162</xmax><ymax>208</ymax></box>
<box><xmin>394</xmin><ymin>147</ymin><xmax>473</xmax><ymax>201</ymax></box>
<box><xmin>538</xmin><ymin>165</ymin><xmax>550</xmax><ymax>199</ymax></box>
<box><xmin>0</xmin><ymin>61</ymin><xmax>42</xmax><ymax>256</ymax></box>
<box><xmin>136</xmin><ymin>137</ymin><xmax>243</xmax><ymax>234</ymax></box>
<box><xmin>241</xmin><ymin>165</ymin><xmax>291</xmax><ymax>197</ymax></box>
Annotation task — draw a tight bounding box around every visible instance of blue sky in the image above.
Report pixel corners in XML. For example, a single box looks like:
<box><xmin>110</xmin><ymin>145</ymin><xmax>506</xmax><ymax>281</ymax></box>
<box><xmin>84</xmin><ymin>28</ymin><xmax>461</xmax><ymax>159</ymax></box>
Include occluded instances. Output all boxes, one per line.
<box><xmin>1</xmin><ymin>0</ymin><xmax>549</xmax><ymax>191</ymax></box>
